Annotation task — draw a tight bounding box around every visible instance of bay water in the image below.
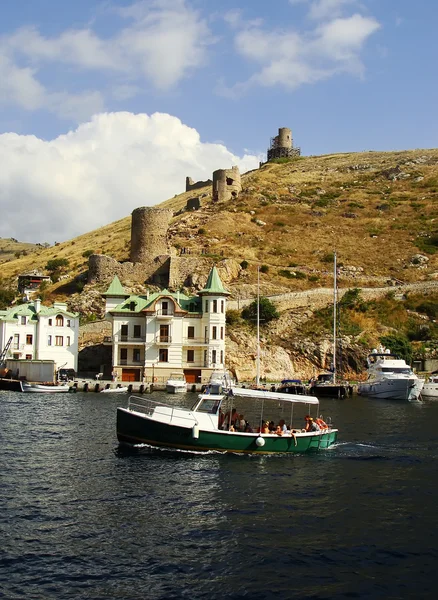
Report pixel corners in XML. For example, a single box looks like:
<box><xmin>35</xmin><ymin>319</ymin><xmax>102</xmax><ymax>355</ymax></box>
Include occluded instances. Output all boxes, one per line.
<box><xmin>1</xmin><ymin>390</ymin><xmax>437</xmax><ymax>599</ymax></box>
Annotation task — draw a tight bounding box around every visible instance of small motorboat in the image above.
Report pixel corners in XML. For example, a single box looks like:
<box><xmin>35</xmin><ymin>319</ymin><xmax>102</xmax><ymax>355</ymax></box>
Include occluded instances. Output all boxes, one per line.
<box><xmin>100</xmin><ymin>385</ymin><xmax>129</xmax><ymax>394</ymax></box>
<box><xmin>166</xmin><ymin>373</ymin><xmax>187</xmax><ymax>394</ymax></box>
<box><xmin>421</xmin><ymin>374</ymin><xmax>438</xmax><ymax>399</ymax></box>
<box><xmin>22</xmin><ymin>382</ymin><xmax>71</xmax><ymax>393</ymax></box>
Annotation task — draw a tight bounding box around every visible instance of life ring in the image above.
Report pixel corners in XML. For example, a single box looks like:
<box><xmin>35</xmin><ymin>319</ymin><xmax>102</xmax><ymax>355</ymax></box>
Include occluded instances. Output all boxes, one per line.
<box><xmin>315</xmin><ymin>418</ymin><xmax>328</xmax><ymax>429</ymax></box>
<box><xmin>153</xmin><ymin>377</ymin><xmax>158</xmax><ymax>383</ymax></box>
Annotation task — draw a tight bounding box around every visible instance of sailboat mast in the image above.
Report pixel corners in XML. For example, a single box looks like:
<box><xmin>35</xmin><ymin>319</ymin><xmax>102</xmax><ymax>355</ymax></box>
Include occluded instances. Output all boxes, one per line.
<box><xmin>333</xmin><ymin>251</ymin><xmax>337</xmax><ymax>384</ymax></box>
<box><xmin>256</xmin><ymin>266</ymin><xmax>260</xmax><ymax>387</ymax></box>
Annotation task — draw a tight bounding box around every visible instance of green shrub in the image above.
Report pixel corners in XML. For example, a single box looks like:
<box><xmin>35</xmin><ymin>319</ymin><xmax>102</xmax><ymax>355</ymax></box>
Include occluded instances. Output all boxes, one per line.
<box><xmin>260</xmin><ymin>264</ymin><xmax>269</xmax><ymax>274</ymax></box>
<box><xmin>278</xmin><ymin>269</ymin><xmax>294</xmax><ymax>279</ymax></box>
<box><xmin>226</xmin><ymin>309</ymin><xmax>241</xmax><ymax>326</ymax></box>
<box><xmin>322</xmin><ymin>252</ymin><xmax>335</xmax><ymax>264</ymax></box>
<box><xmin>240</xmin><ymin>260</ymin><xmax>249</xmax><ymax>270</ymax></box>
<box><xmin>45</xmin><ymin>258</ymin><xmax>69</xmax><ymax>272</ymax></box>
<box><xmin>82</xmin><ymin>249</ymin><xmax>94</xmax><ymax>258</ymax></box>
<box><xmin>198</xmin><ymin>228</ymin><xmax>206</xmax><ymax>235</ymax></box>
<box><xmin>379</xmin><ymin>334</ymin><xmax>413</xmax><ymax>363</ymax></box>
<box><xmin>241</xmin><ymin>297</ymin><xmax>279</xmax><ymax>324</ymax></box>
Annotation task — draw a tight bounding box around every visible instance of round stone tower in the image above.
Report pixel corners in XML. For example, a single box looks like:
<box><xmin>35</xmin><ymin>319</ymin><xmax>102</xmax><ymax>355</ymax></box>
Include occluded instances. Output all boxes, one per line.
<box><xmin>277</xmin><ymin>127</ymin><xmax>292</xmax><ymax>149</ymax></box>
<box><xmin>130</xmin><ymin>207</ymin><xmax>173</xmax><ymax>263</ymax></box>
<box><xmin>212</xmin><ymin>166</ymin><xmax>241</xmax><ymax>203</ymax></box>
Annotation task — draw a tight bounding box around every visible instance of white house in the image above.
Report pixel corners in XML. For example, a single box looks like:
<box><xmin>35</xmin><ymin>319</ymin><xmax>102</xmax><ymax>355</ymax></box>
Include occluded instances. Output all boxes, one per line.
<box><xmin>103</xmin><ymin>266</ymin><xmax>229</xmax><ymax>384</ymax></box>
<box><xmin>0</xmin><ymin>299</ymin><xmax>79</xmax><ymax>371</ymax></box>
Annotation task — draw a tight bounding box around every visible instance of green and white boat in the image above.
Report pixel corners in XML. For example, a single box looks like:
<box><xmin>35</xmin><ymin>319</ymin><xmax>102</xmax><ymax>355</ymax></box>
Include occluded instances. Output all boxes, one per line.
<box><xmin>117</xmin><ymin>385</ymin><xmax>338</xmax><ymax>454</ymax></box>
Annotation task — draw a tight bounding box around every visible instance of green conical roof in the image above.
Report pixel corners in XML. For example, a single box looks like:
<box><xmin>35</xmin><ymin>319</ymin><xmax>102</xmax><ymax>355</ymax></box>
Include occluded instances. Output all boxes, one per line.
<box><xmin>103</xmin><ymin>276</ymin><xmax>127</xmax><ymax>297</ymax></box>
<box><xmin>199</xmin><ymin>266</ymin><xmax>230</xmax><ymax>295</ymax></box>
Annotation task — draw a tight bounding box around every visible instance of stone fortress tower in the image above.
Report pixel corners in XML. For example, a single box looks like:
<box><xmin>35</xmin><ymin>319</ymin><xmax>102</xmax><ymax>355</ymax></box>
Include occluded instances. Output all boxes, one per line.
<box><xmin>130</xmin><ymin>207</ymin><xmax>173</xmax><ymax>263</ymax></box>
<box><xmin>267</xmin><ymin>127</ymin><xmax>301</xmax><ymax>161</ymax></box>
<box><xmin>212</xmin><ymin>166</ymin><xmax>242</xmax><ymax>202</ymax></box>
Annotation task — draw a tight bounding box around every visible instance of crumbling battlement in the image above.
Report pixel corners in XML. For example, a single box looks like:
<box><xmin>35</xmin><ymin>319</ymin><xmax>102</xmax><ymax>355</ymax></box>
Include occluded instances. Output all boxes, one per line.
<box><xmin>212</xmin><ymin>166</ymin><xmax>241</xmax><ymax>202</ymax></box>
<box><xmin>186</xmin><ymin>176</ymin><xmax>213</xmax><ymax>192</ymax></box>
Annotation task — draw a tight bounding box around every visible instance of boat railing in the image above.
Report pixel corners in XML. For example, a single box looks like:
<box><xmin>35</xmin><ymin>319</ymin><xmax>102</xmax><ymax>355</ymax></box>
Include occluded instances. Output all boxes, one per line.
<box><xmin>127</xmin><ymin>395</ymin><xmax>198</xmax><ymax>425</ymax></box>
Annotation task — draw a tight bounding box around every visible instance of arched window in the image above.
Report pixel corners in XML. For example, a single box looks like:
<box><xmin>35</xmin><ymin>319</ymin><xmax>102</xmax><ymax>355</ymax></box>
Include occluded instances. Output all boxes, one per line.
<box><xmin>56</xmin><ymin>314</ymin><xmax>64</xmax><ymax>327</ymax></box>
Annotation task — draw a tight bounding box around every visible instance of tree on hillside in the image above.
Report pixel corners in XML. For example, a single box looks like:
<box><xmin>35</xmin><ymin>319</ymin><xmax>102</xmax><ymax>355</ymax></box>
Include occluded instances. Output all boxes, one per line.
<box><xmin>241</xmin><ymin>297</ymin><xmax>279</xmax><ymax>325</ymax></box>
<box><xmin>0</xmin><ymin>279</ymin><xmax>15</xmax><ymax>309</ymax></box>
<box><xmin>379</xmin><ymin>334</ymin><xmax>413</xmax><ymax>364</ymax></box>
<box><xmin>45</xmin><ymin>258</ymin><xmax>70</xmax><ymax>283</ymax></box>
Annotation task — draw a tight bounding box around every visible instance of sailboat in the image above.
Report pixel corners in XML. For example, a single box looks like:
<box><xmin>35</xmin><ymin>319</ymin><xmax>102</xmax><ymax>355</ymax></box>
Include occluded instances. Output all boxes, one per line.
<box><xmin>310</xmin><ymin>251</ymin><xmax>353</xmax><ymax>399</ymax></box>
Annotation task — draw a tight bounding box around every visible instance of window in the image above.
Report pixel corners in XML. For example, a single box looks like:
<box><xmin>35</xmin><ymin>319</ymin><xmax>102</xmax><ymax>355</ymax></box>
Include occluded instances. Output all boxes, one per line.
<box><xmin>26</xmin><ymin>334</ymin><xmax>33</xmax><ymax>345</ymax></box>
<box><xmin>220</xmin><ymin>327</ymin><xmax>224</xmax><ymax>340</ymax></box>
<box><xmin>66</xmin><ymin>319</ymin><xmax>71</xmax><ymax>327</ymax></box>
<box><xmin>212</xmin><ymin>326</ymin><xmax>217</xmax><ymax>340</ymax></box>
<box><xmin>66</xmin><ymin>336</ymin><xmax>71</xmax><ymax>347</ymax></box>
<box><xmin>55</xmin><ymin>336</ymin><xmax>63</xmax><ymax>346</ymax></box>
<box><xmin>212</xmin><ymin>349</ymin><xmax>217</xmax><ymax>364</ymax></box>
<box><xmin>213</xmin><ymin>299</ymin><xmax>218</xmax><ymax>313</ymax></box>
<box><xmin>187</xmin><ymin>326</ymin><xmax>195</xmax><ymax>339</ymax></box>
<box><xmin>13</xmin><ymin>334</ymin><xmax>19</xmax><ymax>349</ymax></box>
<box><xmin>121</xmin><ymin>324</ymin><xmax>128</xmax><ymax>340</ymax></box>
<box><xmin>48</xmin><ymin>319</ymin><xmax>52</xmax><ymax>326</ymax></box>
<box><xmin>162</xmin><ymin>301</ymin><xmax>169</xmax><ymax>315</ymax></box>
<box><xmin>21</xmin><ymin>316</ymin><xmax>26</xmax><ymax>325</ymax></box>
<box><xmin>56</xmin><ymin>315</ymin><xmax>64</xmax><ymax>327</ymax></box>
<box><xmin>133</xmin><ymin>349</ymin><xmax>141</xmax><ymax>362</ymax></box>
<box><xmin>133</xmin><ymin>325</ymin><xmax>141</xmax><ymax>338</ymax></box>
<box><xmin>220</xmin><ymin>350</ymin><xmax>224</xmax><ymax>364</ymax></box>
<box><xmin>187</xmin><ymin>349</ymin><xmax>194</xmax><ymax>362</ymax></box>
<box><xmin>26</xmin><ymin>354</ymin><xmax>32</xmax><ymax>360</ymax></box>
<box><xmin>221</xmin><ymin>300</ymin><xmax>224</xmax><ymax>314</ymax></box>
<box><xmin>160</xmin><ymin>324</ymin><xmax>170</xmax><ymax>342</ymax></box>
<box><xmin>159</xmin><ymin>349</ymin><xmax>168</xmax><ymax>362</ymax></box>
<box><xmin>205</xmin><ymin>300</ymin><xmax>208</xmax><ymax>313</ymax></box>
<box><xmin>130</xmin><ymin>301</ymin><xmax>136</xmax><ymax>311</ymax></box>
<box><xmin>48</xmin><ymin>335</ymin><xmax>52</xmax><ymax>346</ymax></box>
<box><xmin>120</xmin><ymin>348</ymin><xmax>128</xmax><ymax>360</ymax></box>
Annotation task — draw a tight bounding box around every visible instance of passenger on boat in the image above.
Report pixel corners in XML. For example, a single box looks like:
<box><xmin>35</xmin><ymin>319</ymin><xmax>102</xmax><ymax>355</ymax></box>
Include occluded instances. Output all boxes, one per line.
<box><xmin>223</xmin><ymin>408</ymin><xmax>238</xmax><ymax>430</ymax></box>
<box><xmin>303</xmin><ymin>415</ymin><xmax>320</xmax><ymax>432</ymax></box>
<box><xmin>238</xmin><ymin>414</ymin><xmax>246</xmax><ymax>431</ymax></box>
<box><xmin>315</xmin><ymin>416</ymin><xmax>328</xmax><ymax>430</ymax></box>
<box><xmin>268</xmin><ymin>420</ymin><xmax>276</xmax><ymax>432</ymax></box>
<box><xmin>245</xmin><ymin>423</ymin><xmax>253</xmax><ymax>433</ymax></box>
<box><xmin>261</xmin><ymin>421</ymin><xmax>270</xmax><ymax>434</ymax></box>
<box><xmin>278</xmin><ymin>419</ymin><xmax>287</xmax><ymax>433</ymax></box>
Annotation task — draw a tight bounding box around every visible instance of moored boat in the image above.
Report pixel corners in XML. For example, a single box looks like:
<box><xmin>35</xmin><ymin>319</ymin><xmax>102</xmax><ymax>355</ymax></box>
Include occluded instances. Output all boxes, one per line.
<box><xmin>166</xmin><ymin>373</ymin><xmax>187</xmax><ymax>394</ymax></box>
<box><xmin>22</xmin><ymin>382</ymin><xmax>71</xmax><ymax>393</ymax></box>
<box><xmin>420</xmin><ymin>374</ymin><xmax>438</xmax><ymax>399</ymax></box>
<box><xmin>357</xmin><ymin>349</ymin><xmax>424</xmax><ymax>401</ymax></box>
<box><xmin>100</xmin><ymin>385</ymin><xmax>129</xmax><ymax>394</ymax></box>
<box><xmin>277</xmin><ymin>379</ymin><xmax>307</xmax><ymax>395</ymax></box>
<box><xmin>116</xmin><ymin>386</ymin><xmax>338</xmax><ymax>454</ymax></box>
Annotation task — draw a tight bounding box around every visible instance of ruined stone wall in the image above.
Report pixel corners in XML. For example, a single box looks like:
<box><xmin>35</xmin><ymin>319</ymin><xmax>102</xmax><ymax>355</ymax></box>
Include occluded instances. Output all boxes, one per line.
<box><xmin>130</xmin><ymin>207</ymin><xmax>173</xmax><ymax>263</ymax></box>
<box><xmin>186</xmin><ymin>176</ymin><xmax>212</xmax><ymax>192</ymax></box>
<box><xmin>88</xmin><ymin>253</ymin><xmax>171</xmax><ymax>286</ymax></box>
<box><xmin>212</xmin><ymin>166</ymin><xmax>241</xmax><ymax>202</ymax></box>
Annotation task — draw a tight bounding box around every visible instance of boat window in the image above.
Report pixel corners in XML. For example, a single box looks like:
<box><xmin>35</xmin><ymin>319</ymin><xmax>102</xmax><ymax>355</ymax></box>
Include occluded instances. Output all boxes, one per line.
<box><xmin>380</xmin><ymin>367</ymin><xmax>412</xmax><ymax>374</ymax></box>
<box><xmin>196</xmin><ymin>398</ymin><xmax>222</xmax><ymax>414</ymax></box>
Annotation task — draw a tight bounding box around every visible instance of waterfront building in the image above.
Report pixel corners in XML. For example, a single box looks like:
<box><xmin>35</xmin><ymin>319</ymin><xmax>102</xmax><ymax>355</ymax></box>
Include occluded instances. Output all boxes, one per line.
<box><xmin>103</xmin><ymin>266</ymin><xmax>229</xmax><ymax>384</ymax></box>
<box><xmin>0</xmin><ymin>299</ymin><xmax>79</xmax><ymax>371</ymax></box>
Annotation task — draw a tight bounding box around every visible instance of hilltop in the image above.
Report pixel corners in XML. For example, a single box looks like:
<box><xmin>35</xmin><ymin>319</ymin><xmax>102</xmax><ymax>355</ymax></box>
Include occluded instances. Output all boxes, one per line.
<box><xmin>2</xmin><ymin>147</ymin><xmax>438</xmax><ymax>380</ymax></box>
<box><xmin>2</xmin><ymin>147</ymin><xmax>438</xmax><ymax>297</ymax></box>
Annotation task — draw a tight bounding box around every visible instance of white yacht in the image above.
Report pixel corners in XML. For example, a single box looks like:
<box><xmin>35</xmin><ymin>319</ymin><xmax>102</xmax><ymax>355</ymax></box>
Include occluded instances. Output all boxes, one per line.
<box><xmin>165</xmin><ymin>373</ymin><xmax>187</xmax><ymax>394</ymax></box>
<box><xmin>358</xmin><ymin>349</ymin><xmax>424</xmax><ymax>401</ymax></box>
<box><xmin>421</xmin><ymin>374</ymin><xmax>438</xmax><ymax>399</ymax></box>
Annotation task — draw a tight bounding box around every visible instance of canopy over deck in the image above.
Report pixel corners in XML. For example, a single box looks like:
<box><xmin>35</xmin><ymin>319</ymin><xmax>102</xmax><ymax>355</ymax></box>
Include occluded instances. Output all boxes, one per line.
<box><xmin>229</xmin><ymin>387</ymin><xmax>319</xmax><ymax>405</ymax></box>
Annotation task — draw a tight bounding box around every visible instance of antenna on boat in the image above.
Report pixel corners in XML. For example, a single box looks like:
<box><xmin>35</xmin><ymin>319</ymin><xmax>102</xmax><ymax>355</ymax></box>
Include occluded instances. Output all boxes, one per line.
<box><xmin>333</xmin><ymin>250</ymin><xmax>337</xmax><ymax>385</ymax></box>
<box><xmin>256</xmin><ymin>265</ymin><xmax>260</xmax><ymax>388</ymax></box>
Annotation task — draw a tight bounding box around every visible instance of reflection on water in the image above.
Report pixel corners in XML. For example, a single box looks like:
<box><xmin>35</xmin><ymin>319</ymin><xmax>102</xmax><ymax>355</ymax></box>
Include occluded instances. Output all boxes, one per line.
<box><xmin>0</xmin><ymin>390</ymin><xmax>437</xmax><ymax>599</ymax></box>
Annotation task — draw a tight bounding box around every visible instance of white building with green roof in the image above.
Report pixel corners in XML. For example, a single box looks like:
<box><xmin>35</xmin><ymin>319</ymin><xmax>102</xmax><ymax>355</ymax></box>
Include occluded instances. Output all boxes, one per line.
<box><xmin>104</xmin><ymin>267</ymin><xmax>229</xmax><ymax>384</ymax></box>
<box><xmin>0</xmin><ymin>299</ymin><xmax>79</xmax><ymax>371</ymax></box>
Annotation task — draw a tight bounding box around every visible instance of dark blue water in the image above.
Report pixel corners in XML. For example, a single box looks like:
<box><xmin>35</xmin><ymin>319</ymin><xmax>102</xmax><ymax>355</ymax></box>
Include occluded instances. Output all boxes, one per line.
<box><xmin>1</xmin><ymin>391</ymin><xmax>437</xmax><ymax>600</ymax></box>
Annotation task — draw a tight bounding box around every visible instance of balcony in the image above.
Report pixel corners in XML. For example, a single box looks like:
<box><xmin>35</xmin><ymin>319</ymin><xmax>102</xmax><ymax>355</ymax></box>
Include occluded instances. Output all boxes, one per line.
<box><xmin>112</xmin><ymin>335</ymin><xmax>146</xmax><ymax>343</ymax></box>
<box><xmin>155</xmin><ymin>335</ymin><xmax>172</xmax><ymax>345</ymax></box>
<box><xmin>183</xmin><ymin>337</ymin><xmax>209</xmax><ymax>346</ymax></box>
<box><xmin>118</xmin><ymin>359</ymin><xmax>143</xmax><ymax>366</ymax></box>
<box><xmin>155</xmin><ymin>309</ymin><xmax>174</xmax><ymax>319</ymax></box>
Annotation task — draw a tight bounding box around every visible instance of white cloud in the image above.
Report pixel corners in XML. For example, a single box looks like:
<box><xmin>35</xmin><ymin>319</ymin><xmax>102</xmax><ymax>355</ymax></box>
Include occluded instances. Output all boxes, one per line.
<box><xmin>0</xmin><ymin>112</ymin><xmax>259</xmax><ymax>244</ymax></box>
<box><xmin>0</xmin><ymin>0</ymin><xmax>211</xmax><ymax>120</ymax></box>
<box><xmin>226</xmin><ymin>12</ymin><xmax>380</xmax><ymax>94</ymax></box>
<box><xmin>289</xmin><ymin>0</ymin><xmax>358</xmax><ymax>20</ymax></box>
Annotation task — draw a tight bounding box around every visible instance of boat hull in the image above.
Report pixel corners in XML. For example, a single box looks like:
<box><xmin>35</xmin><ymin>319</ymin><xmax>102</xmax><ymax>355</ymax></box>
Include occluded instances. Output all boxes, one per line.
<box><xmin>117</xmin><ymin>408</ymin><xmax>338</xmax><ymax>454</ymax></box>
<box><xmin>22</xmin><ymin>384</ymin><xmax>70</xmax><ymax>393</ymax></box>
<box><xmin>166</xmin><ymin>385</ymin><xmax>187</xmax><ymax>394</ymax></box>
<box><xmin>358</xmin><ymin>378</ymin><xmax>423</xmax><ymax>401</ymax></box>
<box><xmin>311</xmin><ymin>384</ymin><xmax>352</xmax><ymax>399</ymax></box>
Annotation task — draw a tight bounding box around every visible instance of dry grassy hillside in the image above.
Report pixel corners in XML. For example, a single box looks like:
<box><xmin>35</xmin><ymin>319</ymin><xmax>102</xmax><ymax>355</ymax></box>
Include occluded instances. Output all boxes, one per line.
<box><xmin>1</xmin><ymin>148</ymin><xmax>438</xmax><ymax>299</ymax></box>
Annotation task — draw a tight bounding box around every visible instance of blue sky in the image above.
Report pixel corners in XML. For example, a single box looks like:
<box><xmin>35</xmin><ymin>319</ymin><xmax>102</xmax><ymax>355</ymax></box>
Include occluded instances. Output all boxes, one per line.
<box><xmin>0</xmin><ymin>0</ymin><xmax>437</xmax><ymax>243</ymax></box>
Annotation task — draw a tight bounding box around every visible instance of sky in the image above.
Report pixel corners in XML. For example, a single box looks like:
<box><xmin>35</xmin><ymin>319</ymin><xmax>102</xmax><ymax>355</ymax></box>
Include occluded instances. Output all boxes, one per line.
<box><xmin>0</xmin><ymin>0</ymin><xmax>437</xmax><ymax>244</ymax></box>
